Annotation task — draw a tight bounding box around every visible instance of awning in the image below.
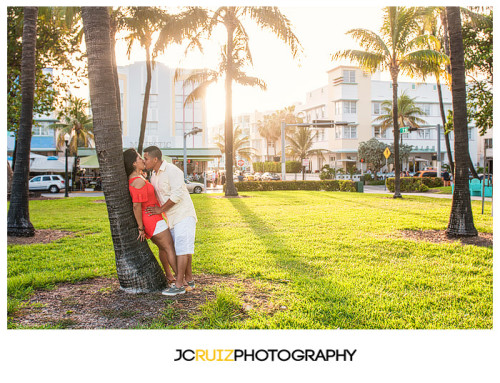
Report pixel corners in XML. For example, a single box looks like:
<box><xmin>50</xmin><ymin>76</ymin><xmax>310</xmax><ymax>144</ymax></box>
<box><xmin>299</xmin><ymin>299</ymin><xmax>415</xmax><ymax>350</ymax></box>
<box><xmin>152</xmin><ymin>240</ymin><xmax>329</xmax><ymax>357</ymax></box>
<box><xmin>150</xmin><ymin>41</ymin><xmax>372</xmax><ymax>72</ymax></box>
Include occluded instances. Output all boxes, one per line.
<box><xmin>30</xmin><ymin>156</ymin><xmax>74</xmax><ymax>173</ymax></box>
<box><xmin>414</xmin><ymin>158</ymin><xmax>429</xmax><ymax>162</ymax></box>
<box><xmin>79</xmin><ymin>154</ymin><xmax>172</xmax><ymax>169</ymax></box>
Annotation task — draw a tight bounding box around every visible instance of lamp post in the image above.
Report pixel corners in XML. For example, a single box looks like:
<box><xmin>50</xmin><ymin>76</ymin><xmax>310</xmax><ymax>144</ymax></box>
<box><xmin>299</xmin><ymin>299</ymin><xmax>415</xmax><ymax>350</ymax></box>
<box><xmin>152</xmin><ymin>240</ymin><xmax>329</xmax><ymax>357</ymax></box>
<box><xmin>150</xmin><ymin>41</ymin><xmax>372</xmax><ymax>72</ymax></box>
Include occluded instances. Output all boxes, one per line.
<box><xmin>183</xmin><ymin>127</ymin><xmax>203</xmax><ymax>179</ymax></box>
<box><xmin>64</xmin><ymin>133</ymin><xmax>70</xmax><ymax>197</ymax></box>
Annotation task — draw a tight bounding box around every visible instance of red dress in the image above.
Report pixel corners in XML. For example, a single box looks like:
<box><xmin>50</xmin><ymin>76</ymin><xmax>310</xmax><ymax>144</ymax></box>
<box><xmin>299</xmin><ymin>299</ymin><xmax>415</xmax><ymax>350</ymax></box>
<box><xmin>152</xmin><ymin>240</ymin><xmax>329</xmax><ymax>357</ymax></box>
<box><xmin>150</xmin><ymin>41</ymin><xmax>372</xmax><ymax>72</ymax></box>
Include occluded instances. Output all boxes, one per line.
<box><xmin>128</xmin><ymin>176</ymin><xmax>166</xmax><ymax>239</ymax></box>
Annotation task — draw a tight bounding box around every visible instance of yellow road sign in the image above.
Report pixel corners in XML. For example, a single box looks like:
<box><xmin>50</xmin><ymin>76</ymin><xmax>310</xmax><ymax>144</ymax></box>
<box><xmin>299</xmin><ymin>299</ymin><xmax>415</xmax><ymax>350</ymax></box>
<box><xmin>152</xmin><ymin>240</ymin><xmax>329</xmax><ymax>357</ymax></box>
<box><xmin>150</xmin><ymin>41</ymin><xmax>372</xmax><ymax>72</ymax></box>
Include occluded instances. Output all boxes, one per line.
<box><xmin>384</xmin><ymin>147</ymin><xmax>391</xmax><ymax>159</ymax></box>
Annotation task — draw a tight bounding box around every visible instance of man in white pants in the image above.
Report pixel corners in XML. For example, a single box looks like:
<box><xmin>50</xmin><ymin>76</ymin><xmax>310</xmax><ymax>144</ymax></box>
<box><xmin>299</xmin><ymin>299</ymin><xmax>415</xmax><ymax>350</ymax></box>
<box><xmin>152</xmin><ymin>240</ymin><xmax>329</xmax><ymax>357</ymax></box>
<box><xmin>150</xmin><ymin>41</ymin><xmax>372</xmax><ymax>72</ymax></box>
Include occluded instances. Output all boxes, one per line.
<box><xmin>143</xmin><ymin>146</ymin><xmax>197</xmax><ymax>296</ymax></box>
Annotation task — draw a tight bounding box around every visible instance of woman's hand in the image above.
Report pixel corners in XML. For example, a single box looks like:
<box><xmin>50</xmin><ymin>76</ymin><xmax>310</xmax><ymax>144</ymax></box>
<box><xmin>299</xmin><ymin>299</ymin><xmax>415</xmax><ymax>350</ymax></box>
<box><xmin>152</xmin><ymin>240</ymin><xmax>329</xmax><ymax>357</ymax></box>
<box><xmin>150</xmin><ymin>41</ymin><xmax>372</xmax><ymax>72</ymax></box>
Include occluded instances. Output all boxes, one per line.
<box><xmin>137</xmin><ymin>228</ymin><xmax>146</xmax><ymax>242</ymax></box>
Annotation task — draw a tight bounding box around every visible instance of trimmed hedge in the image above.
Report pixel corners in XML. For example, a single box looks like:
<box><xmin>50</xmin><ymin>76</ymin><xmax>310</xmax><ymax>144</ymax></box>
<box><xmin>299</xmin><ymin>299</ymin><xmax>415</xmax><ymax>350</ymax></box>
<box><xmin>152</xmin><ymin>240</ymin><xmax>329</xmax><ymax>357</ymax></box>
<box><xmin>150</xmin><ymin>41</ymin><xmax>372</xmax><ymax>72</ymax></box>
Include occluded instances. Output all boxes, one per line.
<box><xmin>253</xmin><ymin>161</ymin><xmax>302</xmax><ymax>173</ymax></box>
<box><xmin>223</xmin><ymin>180</ymin><xmax>357</xmax><ymax>192</ymax></box>
<box><xmin>385</xmin><ymin>177</ymin><xmax>443</xmax><ymax>192</ymax></box>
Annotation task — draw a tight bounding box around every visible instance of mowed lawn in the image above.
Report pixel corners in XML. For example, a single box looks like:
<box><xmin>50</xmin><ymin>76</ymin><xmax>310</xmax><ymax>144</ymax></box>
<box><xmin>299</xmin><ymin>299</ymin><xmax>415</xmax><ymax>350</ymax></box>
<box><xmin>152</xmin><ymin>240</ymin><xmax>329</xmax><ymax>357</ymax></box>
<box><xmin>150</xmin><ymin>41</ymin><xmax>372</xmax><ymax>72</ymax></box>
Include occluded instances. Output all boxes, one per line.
<box><xmin>7</xmin><ymin>191</ymin><xmax>493</xmax><ymax>329</ymax></box>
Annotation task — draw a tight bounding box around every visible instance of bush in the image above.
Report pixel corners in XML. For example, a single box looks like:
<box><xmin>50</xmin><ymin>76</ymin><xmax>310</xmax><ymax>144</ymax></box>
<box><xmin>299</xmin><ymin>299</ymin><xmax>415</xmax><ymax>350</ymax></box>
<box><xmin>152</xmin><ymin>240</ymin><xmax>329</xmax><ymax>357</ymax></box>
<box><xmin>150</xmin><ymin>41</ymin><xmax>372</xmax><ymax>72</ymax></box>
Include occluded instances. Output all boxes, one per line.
<box><xmin>386</xmin><ymin>177</ymin><xmax>443</xmax><ymax>192</ymax></box>
<box><xmin>253</xmin><ymin>161</ymin><xmax>301</xmax><ymax>173</ymax></box>
<box><xmin>223</xmin><ymin>180</ymin><xmax>357</xmax><ymax>192</ymax></box>
<box><xmin>363</xmin><ymin>173</ymin><xmax>373</xmax><ymax>181</ymax></box>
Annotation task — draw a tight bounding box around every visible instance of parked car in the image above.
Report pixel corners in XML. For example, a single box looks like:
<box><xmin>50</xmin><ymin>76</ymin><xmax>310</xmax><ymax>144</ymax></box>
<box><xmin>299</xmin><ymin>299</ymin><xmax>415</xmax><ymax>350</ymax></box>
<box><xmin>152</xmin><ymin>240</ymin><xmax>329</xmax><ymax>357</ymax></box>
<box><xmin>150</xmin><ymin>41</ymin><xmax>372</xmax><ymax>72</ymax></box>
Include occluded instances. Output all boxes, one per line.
<box><xmin>29</xmin><ymin>175</ymin><xmax>66</xmax><ymax>193</ymax></box>
<box><xmin>262</xmin><ymin>172</ymin><xmax>281</xmax><ymax>181</ymax></box>
<box><xmin>254</xmin><ymin>172</ymin><xmax>262</xmax><ymax>181</ymax></box>
<box><xmin>184</xmin><ymin>179</ymin><xmax>204</xmax><ymax>194</ymax></box>
<box><xmin>414</xmin><ymin>170</ymin><xmax>438</xmax><ymax>178</ymax></box>
<box><xmin>244</xmin><ymin>173</ymin><xmax>255</xmax><ymax>181</ymax></box>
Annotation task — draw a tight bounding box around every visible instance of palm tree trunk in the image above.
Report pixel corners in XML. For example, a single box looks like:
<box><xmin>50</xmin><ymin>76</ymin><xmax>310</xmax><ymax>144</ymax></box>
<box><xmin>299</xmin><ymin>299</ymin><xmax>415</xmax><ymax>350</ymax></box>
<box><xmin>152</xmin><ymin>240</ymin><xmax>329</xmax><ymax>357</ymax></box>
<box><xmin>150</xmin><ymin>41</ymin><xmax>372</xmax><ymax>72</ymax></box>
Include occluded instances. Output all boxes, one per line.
<box><xmin>391</xmin><ymin>71</ymin><xmax>402</xmax><ymax>198</ymax></box>
<box><xmin>436</xmin><ymin>77</ymin><xmax>454</xmax><ymax>174</ymax></box>
<box><xmin>7</xmin><ymin>7</ymin><xmax>38</xmax><ymax>237</ymax></box>
<box><xmin>445</xmin><ymin>6</ymin><xmax>477</xmax><ymax>237</ymax></box>
<box><xmin>441</xmin><ymin>9</ymin><xmax>478</xmax><ymax>179</ymax></box>
<box><xmin>137</xmin><ymin>44</ymin><xmax>152</xmax><ymax>154</ymax></box>
<box><xmin>223</xmin><ymin>12</ymin><xmax>238</xmax><ymax>197</ymax></box>
<box><xmin>109</xmin><ymin>10</ymin><xmax>122</xmax><ymax>131</ymax></box>
<box><xmin>82</xmin><ymin>7</ymin><xmax>167</xmax><ymax>292</ymax></box>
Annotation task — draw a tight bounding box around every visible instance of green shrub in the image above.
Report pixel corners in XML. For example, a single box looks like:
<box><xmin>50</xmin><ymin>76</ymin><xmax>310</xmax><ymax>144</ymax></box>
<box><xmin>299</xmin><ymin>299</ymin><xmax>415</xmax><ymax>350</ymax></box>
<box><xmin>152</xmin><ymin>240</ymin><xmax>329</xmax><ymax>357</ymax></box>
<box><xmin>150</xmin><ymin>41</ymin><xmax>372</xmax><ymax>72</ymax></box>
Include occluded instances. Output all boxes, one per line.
<box><xmin>386</xmin><ymin>177</ymin><xmax>443</xmax><ymax>192</ymax></box>
<box><xmin>363</xmin><ymin>173</ymin><xmax>373</xmax><ymax>181</ymax></box>
<box><xmin>224</xmin><ymin>180</ymin><xmax>357</xmax><ymax>192</ymax></box>
<box><xmin>253</xmin><ymin>161</ymin><xmax>301</xmax><ymax>173</ymax></box>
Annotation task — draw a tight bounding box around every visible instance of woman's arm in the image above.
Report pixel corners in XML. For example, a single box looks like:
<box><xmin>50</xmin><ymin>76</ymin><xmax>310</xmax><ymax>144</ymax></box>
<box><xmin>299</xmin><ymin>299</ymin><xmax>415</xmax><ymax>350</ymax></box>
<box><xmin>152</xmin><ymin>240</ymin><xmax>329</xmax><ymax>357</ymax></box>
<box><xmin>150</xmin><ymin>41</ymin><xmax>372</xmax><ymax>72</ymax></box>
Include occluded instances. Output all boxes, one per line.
<box><xmin>133</xmin><ymin>202</ymin><xmax>146</xmax><ymax>241</ymax></box>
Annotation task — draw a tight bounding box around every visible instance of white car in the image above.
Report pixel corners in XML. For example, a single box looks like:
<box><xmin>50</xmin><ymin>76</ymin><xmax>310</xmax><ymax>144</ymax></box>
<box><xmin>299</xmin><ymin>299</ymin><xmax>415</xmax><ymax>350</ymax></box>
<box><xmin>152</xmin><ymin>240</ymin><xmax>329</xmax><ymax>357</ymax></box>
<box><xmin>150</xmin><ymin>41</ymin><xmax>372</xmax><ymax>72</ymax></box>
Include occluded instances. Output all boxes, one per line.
<box><xmin>184</xmin><ymin>179</ymin><xmax>205</xmax><ymax>194</ymax></box>
<box><xmin>29</xmin><ymin>175</ymin><xmax>66</xmax><ymax>193</ymax></box>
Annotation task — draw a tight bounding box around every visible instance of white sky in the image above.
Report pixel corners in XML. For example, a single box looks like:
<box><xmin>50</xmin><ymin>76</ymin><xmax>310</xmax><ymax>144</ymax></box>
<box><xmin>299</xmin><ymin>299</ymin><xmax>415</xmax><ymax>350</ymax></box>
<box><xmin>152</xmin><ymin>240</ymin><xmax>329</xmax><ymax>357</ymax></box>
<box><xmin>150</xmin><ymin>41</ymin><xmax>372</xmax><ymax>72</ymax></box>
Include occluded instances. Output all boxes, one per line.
<box><xmin>105</xmin><ymin>6</ymin><xmax>389</xmax><ymax>126</ymax></box>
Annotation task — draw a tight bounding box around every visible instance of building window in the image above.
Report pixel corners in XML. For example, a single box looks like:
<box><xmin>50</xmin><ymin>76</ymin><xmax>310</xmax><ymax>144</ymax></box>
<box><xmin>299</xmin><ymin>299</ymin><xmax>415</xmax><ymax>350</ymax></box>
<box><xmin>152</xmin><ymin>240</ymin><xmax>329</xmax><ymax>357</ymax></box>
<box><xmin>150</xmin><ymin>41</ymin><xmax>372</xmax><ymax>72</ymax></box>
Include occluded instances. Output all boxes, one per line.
<box><xmin>373</xmin><ymin>102</ymin><xmax>381</xmax><ymax>115</ymax></box>
<box><xmin>321</xmin><ymin>105</ymin><xmax>325</xmax><ymax>118</ymax></box>
<box><xmin>343</xmin><ymin>126</ymin><xmax>357</xmax><ymax>139</ymax></box>
<box><xmin>433</xmin><ymin>85</ymin><xmax>437</xmax><ymax>90</ymax></box>
<box><xmin>33</xmin><ymin>122</ymin><xmax>52</xmax><ymax>136</ymax></box>
<box><xmin>146</xmin><ymin>122</ymin><xmax>158</xmax><ymax>133</ymax></box>
<box><xmin>417</xmin><ymin>129</ymin><xmax>431</xmax><ymax>139</ymax></box>
<box><xmin>373</xmin><ymin>126</ymin><xmax>386</xmax><ymax>138</ymax></box>
<box><xmin>343</xmin><ymin>101</ymin><xmax>356</xmax><ymax>114</ymax></box>
<box><xmin>412</xmin><ymin>83</ymin><xmax>416</xmax><ymax>89</ymax></box>
<box><xmin>335</xmin><ymin>101</ymin><xmax>342</xmax><ymax>115</ymax></box>
<box><xmin>418</xmin><ymin>103</ymin><xmax>431</xmax><ymax>116</ymax></box>
<box><xmin>343</xmin><ymin>70</ymin><xmax>356</xmax><ymax>83</ymax></box>
<box><xmin>468</xmin><ymin>128</ymin><xmax>473</xmax><ymax>140</ymax></box>
<box><xmin>485</xmin><ymin>138</ymin><xmax>492</xmax><ymax>148</ymax></box>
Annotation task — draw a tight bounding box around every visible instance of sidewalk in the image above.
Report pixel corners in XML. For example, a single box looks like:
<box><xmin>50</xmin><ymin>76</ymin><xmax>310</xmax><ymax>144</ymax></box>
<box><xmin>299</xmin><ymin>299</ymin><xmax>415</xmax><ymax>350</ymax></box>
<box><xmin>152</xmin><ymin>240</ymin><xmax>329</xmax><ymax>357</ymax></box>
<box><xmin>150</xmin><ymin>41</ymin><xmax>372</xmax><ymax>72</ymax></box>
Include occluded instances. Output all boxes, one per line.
<box><xmin>364</xmin><ymin>184</ymin><xmax>492</xmax><ymax>201</ymax></box>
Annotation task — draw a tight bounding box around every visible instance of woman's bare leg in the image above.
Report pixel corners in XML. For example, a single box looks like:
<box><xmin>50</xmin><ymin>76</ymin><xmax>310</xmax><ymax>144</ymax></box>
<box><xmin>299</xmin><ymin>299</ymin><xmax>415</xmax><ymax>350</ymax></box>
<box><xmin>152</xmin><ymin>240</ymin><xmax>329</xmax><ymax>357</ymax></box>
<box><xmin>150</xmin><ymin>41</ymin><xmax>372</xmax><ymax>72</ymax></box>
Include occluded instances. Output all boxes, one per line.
<box><xmin>151</xmin><ymin>230</ymin><xmax>177</xmax><ymax>281</ymax></box>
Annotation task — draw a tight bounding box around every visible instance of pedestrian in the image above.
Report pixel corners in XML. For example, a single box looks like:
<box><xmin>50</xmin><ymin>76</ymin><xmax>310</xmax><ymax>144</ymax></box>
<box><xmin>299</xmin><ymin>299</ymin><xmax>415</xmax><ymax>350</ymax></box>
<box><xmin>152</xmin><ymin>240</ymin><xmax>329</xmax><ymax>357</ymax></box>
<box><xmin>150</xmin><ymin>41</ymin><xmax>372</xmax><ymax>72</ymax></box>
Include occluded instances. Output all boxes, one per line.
<box><xmin>143</xmin><ymin>146</ymin><xmax>197</xmax><ymax>296</ymax></box>
<box><xmin>442</xmin><ymin>170</ymin><xmax>451</xmax><ymax>187</ymax></box>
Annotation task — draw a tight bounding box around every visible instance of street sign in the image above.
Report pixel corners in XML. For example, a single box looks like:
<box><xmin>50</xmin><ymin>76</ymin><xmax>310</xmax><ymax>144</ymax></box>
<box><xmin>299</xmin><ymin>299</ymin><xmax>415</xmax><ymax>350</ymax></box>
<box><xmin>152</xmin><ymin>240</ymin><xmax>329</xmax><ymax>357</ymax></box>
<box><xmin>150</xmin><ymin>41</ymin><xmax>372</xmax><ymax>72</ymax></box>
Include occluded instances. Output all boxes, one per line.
<box><xmin>400</xmin><ymin>126</ymin><xmax>409</xmax><ymax>133</ymax></box>
<box><xmin>302</xmin><ymin>158</ymin><xmax>310</xmax><ymax>167</ymax></box>
<box><xmin>237</xmin><ymin>159</ymin><xmax>244</xmax><ymax>167</ymax></box>
<box><xmin>383</xmin><ymin>147</ymin><xmax>391</xmax><ymax>159</ymax></box>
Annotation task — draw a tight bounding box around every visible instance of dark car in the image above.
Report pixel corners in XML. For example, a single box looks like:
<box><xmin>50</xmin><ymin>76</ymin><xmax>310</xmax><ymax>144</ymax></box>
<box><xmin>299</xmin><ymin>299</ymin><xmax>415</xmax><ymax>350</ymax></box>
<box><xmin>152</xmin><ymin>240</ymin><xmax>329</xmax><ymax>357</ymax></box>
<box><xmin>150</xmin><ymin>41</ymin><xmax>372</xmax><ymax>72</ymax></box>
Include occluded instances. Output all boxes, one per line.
<box><xmin>414</xmin><ymin>170</ymin><xmax>438</xmax><ymax>178</ymax></box>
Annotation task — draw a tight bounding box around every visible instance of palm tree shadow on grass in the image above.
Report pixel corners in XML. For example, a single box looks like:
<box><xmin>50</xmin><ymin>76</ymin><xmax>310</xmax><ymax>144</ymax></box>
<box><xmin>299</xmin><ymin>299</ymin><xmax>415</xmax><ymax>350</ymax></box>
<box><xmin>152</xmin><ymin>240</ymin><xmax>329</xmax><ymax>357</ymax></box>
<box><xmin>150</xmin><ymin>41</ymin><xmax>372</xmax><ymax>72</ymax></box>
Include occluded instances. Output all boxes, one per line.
<box><xmin>226</xmin><ymin>198</ymin><xmax>364</xmax><ymax>327</ymax></box>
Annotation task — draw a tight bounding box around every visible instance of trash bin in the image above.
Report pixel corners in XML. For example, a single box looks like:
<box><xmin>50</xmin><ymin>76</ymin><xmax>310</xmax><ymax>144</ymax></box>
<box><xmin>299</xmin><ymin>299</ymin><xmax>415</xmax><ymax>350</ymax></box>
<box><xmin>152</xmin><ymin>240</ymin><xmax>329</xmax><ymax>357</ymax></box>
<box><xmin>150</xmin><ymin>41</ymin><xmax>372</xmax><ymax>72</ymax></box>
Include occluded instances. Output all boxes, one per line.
<box><xmin>356</xmin><ymin>181</ymin><xmax>364</xmax><ymax>193</ymax></box>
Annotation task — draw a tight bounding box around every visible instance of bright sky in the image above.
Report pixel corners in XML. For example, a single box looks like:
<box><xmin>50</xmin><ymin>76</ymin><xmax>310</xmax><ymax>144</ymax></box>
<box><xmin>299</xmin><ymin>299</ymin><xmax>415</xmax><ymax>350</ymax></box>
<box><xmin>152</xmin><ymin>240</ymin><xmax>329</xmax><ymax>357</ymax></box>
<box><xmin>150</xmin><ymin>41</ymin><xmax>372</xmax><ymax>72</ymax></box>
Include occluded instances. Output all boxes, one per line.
<box><xmin>107</xmin><ymin>6</ymin><xmax>388</xmax><ymax>126</ymax></box>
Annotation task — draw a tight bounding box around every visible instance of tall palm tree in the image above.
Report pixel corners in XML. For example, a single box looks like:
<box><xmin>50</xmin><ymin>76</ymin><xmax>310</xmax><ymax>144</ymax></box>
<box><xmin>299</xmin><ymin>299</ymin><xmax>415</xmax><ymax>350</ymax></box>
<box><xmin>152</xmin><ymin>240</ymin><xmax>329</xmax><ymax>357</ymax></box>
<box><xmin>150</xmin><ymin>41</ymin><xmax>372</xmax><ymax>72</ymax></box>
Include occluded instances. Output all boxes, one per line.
<box><xmin>120</xmin><ymin>6</ymin><xmax>165</xmax><ymax>154</ymax></box>
<box><xmin>256</xmin><ymin>114</ymin><xmax>275</xmax><ymax>161</ymax></box>
<box><xmin>334</xmin><ymin>6</ymin><xmax>446</xmax><ymax>198</ymax></box>
<box><xmin>417</xmin><ymin>8</ymin><xmax>455</xmax><ymax>174</ymax></box>
<box><xmin>373</xmin><ymin>92</ymin><xmax>427</xmax><ymax>138</ymax></box>
<box><xmin>286</xmin><ymin>126</ymin><xmax>326</xmax><ymax>180</ymax></box>
<box><xmin>445</xmin><ymin>7</ymin><xmax>477</xmax><ymax>237</ymax></box>
<box><xmin>214</xmin><ymin>125</ymin><xmax>255</xmax><ymax>163</ymax></box>
<box><xmin>8</xmin><ymin>6</ymin><xmax>38</xmax><ymax>237</ymax></box>
<box><xmin>49</xmin><ymin>95</ymin><xmax>94</xmax><ymax>155</ymax></box>
<box><xmin>82</xmin><ymin>6</ymin><xmax>167</xmax><ymax>292</ymax></box>
<box><xmin>181</xmin><ymin>7</ymin><xmax>302</xmax><ymax>197</ymax></box>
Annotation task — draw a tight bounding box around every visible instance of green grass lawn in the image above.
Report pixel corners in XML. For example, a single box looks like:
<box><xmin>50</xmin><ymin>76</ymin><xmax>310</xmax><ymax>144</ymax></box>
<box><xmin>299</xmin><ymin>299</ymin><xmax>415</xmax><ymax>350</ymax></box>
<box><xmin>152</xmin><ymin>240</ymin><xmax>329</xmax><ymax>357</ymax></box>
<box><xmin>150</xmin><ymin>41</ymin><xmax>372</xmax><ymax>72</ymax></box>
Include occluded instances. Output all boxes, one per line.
<box><xmin>7</xmin><ymin>191</ymin><xmax>493</xmax><ymax>329</ymax></box>
<box><xmin>429</xmin><ymin>186</ymin><xmax>453</xmax><ymax>194</ymax></box>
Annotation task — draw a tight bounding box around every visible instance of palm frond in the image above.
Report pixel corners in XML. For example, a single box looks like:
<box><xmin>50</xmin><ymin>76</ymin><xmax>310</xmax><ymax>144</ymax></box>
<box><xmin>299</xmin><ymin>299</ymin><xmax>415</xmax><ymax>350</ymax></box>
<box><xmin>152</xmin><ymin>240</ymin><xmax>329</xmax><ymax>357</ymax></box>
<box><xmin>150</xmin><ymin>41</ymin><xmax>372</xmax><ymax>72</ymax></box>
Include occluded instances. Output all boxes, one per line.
<box><xmin>244</xmin><ymin>6</ymin><xmax>303</xmax><ymax>59</ymax></box>
<box><xmin>345</xmin><ymin>28</ymin><xmax>390</xmax><ymax>55</ymax></box>
<box><xmin>333</xmin><ymin>50</ymin><xmax>386</xmax><ymax>72</ymax></box>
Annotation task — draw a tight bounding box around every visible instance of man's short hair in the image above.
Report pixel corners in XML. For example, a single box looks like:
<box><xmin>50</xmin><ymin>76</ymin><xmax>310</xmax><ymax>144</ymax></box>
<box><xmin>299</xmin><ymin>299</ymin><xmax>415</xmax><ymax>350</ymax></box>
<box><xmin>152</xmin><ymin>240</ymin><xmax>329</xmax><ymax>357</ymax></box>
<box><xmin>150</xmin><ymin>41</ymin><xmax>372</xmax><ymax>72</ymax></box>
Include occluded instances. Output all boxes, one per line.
<box><xmin>144</xmin><ymin>146</ymin><xmax>163</xmax><ymax>160</ymax></box>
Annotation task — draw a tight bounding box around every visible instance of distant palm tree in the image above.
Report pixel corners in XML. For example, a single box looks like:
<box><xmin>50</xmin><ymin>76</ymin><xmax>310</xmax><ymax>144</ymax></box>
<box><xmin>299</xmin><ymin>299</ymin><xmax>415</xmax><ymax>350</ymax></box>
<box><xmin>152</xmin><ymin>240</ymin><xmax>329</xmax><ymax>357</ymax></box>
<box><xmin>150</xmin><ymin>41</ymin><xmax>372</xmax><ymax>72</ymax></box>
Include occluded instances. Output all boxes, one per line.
<box><xmin>7</xmin><ymin>7</ymin><xmax>38</xmax><ymax>237</ymax></box>
<box><xmin>334</xmin><ymin>6</ymin><xmax>446</xmax><ymax>198</ymax></box>
<box><xmin>256</xmin><ymin>114</ymin><xmax>275</xmax><ymax>161</ymax></box>
<box><xmin>120</xmin><ymin>6</ymin><xmax>165</xmax><ymax>154</ymax></box>
<box><xmin>373</xmin><ymin>92</ymin><xmax>427</xmax><ymax>138</ymax></box>
<box><xmin>181</xmin><ymin>7</ymin><xmax>302</xmax><ymax>197</ymax></box>
<box><xmin>49</xmin><ymin>95</ymin><xmax>94</xmax><ymax>156</ymax></box>
<box><xmin>445</xmin><ymin>7</ymin><xmax>477</xmax><ymax>237</ymax></box>
<box><xmin>214</xmin><ymin>126</ymin><xmax>255</xmax><ymax>163</ymax></box>
<box><xmin>286</xmin><ymin>126</ymin><xmax>327</xmax><ymax>180</ymax></box>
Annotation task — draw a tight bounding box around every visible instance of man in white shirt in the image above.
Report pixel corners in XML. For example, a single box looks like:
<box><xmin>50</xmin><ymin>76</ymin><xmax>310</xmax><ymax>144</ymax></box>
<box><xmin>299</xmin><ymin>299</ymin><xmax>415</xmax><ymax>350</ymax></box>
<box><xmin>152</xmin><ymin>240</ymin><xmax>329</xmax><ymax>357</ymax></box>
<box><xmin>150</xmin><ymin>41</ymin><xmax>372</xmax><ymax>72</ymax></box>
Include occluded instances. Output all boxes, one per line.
<box><xmin>143</xmin><ymin>146</ymin><xmax>197</xmax><ymax>296</ymax></box>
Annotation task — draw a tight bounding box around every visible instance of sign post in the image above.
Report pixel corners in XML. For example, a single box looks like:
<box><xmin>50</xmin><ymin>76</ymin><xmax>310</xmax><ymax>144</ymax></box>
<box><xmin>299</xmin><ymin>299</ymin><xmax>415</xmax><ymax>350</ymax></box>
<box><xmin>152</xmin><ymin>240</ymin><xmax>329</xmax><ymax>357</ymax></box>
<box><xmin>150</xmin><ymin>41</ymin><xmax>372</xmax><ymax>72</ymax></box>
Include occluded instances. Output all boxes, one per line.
<box><xmin>383</xmin><ymin>147</ymin><xmax>391</xmax><ymax>190</ymax></box>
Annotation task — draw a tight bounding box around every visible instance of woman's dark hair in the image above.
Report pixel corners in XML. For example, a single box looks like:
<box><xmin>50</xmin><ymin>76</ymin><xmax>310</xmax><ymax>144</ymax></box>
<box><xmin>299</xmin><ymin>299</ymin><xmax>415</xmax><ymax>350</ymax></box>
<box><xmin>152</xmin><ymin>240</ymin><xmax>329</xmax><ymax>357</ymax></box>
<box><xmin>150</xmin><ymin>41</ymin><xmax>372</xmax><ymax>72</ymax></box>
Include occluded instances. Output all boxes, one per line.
<box><xmin>123</xmin><ymin>148</ymin><xmax>139</xmax><ymax>177</ymax></box>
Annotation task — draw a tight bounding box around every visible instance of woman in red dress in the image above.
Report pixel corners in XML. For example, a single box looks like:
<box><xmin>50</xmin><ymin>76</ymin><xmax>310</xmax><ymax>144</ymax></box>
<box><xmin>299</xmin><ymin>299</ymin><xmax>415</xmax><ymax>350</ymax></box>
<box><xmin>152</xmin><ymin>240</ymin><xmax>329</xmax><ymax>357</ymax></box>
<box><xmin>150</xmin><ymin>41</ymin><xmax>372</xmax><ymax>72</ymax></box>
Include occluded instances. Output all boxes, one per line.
<box><xmin>123</xmin><ymin>148</ymin><xmax>177</xmax><ymax>284</ymax></box>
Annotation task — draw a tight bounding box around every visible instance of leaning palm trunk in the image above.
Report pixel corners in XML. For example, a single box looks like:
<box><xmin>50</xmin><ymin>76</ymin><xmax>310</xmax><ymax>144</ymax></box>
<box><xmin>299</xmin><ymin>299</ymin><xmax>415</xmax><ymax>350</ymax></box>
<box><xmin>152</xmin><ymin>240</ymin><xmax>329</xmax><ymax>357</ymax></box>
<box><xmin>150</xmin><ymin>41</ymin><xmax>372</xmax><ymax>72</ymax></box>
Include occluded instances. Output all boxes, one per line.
<box><xmin>445</xmin><ymin>7</ymin><xmax>477</xmax><ymax>237</ymax></box>
<box><xmin>436</xmin><ymin>79</ymin><xmax>454</xmax><ymax>174</ymax></box>
<box><xmin>7</xmin><ymin>7</ymin><xmax>38</xmax><ymax>237</ymax></box>
<box><xmin>223</xmin><ymin>16</ymin><xmax>238</xmax><ymax>197</ymax></box>
<box><xmin>137</xmin><ymin>44</ymin><xmax>152</xmax><ymax>154</ymax></box>
<box><xmin>82</xmin><ymin>7</ymin><xmax>167</xmax><ymax>292</ymax></box>
<box><xmin>391</xmin><ymin>71</ymin><xmax>402</xmax><ymax>198</ymax></box>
